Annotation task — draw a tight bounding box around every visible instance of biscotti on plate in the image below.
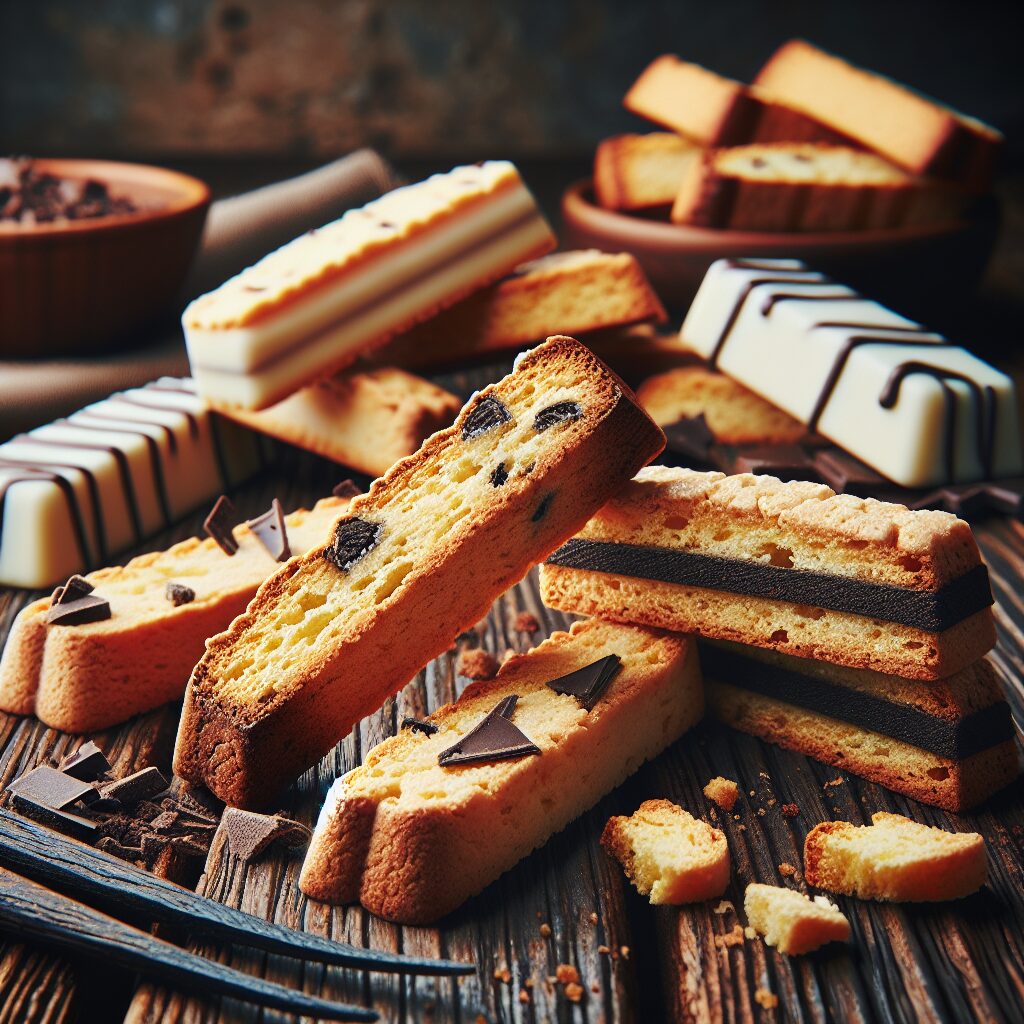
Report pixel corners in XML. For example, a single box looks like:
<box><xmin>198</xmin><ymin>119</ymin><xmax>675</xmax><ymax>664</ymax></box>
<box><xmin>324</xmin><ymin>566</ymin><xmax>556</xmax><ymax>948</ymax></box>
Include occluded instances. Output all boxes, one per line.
<box><xmin>744</xmin><ymin>884</ymin><xmax>850</xmax><ymax>955</ymax></box>
<box><xmin>373</xmin><ymin>250</ymin><xmax>667</xmax><ymax>369</ymax></box>
<box><xmin>173</xmin><ymin>336</ymin><xmax>665</xmax><ymax>808</ymax></box>
<box><xmin>540</xmin><ymin>466</ymin><xmax>996</xmax><ymax>680</ymax></box>
<box><xmin>601</xmin><ymin>799</ymin><xmax>729</xmax><ymax>904</ymax></box>
<box><xmin>754</xmin><ymin>40</ymin><xmax>1002</xmax><ymax>190</ymax></box>
<box><xmin>593</xmin><ymin>133</ymin><xmax>700</xmax><ymax>211</ymax></box>
<box><xmin>209</xmin><ymin>366</ymin><xmax>461</xmax><ymax>477</ymax></box>
<box><xmin>0</xmin><ymin>496</ymin><xmax>352</xmax><ymax>733</ymax></box>
<box><xmin>299</xmin><ymin>619</ymin><xmax>703</xmax><ymax>923</ymax></box>
<box><xmin>671</xmin><ymin>143</ymin><xmax>961</xmax><ymax>231</ymax></box>
<box><xmin>183</xmin><ymin>161</ymin><xmax>556</xmax><ymax>410</ymax></box>
<box><xmin>804</xmin><ymin>812</ymin><xmax>987</xmax><ymax>902</ymax></box>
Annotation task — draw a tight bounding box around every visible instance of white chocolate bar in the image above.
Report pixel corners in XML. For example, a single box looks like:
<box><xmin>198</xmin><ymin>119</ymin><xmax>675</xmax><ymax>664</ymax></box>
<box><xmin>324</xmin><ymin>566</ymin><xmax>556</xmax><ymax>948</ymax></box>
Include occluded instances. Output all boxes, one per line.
<box><xmin>183</xmin><ymin>161</ymin><xmax>556</xmax><ymax>410</ymax></box>
<box><xmin>680</xmin><ymin>258</ymin><xmax>1022</xmax><ymax>487</ymax></box>
<box><xmin>0</xmin><ymin>378</ymin><xmax>262</xmax><ymax>589</ymax></box>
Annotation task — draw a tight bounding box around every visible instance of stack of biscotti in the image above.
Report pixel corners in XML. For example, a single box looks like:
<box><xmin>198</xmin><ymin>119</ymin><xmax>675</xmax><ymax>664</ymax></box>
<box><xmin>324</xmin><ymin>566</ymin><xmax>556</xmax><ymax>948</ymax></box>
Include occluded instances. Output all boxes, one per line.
<box><xmin>540</xmin><ymin>467</ymin><xmax>1020</xmax><ymax>811</ymax></box>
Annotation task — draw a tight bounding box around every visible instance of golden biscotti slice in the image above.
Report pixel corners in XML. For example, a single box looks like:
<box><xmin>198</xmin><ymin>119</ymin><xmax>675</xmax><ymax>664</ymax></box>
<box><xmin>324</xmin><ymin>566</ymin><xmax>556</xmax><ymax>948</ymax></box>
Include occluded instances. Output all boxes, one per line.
<box><xmin>601</xmin><ymin>798</ymin><xmax>729</xmax><ymax>904</ymax></box>
<box><xmin>208</xmin><ymin>366</ymin><xmax>461</xmax><ymax>477</ymax></box>
<box><xmin>173</xmin><ymin>336</ymin><xmax>666</xmax><ymax>808</ymax></box>
<box><xmin>594</xmin><ymin>133</ymin><xmax>700</xmax><ymax>211</ymax></box>
<box><xmin>804</xmin><ymin>812</ymin><xmax>987</xmax><ymax>902</ymax></box>
<box><xmin>372</xmin><ymin>251</ymin><xmax>667</xmax><ymax>370</ymax></box>
<box><xmin>744</xmin><ymin>883</ymin><xmax>850</xmax><ymax>955</ymax></box>
<box><xmin>540</xmin><ymin>466</ymin><xmax>996</xmax><ymax>680</ymax></box>
<box><xmin>0</xmin><ymin>496</ymin><xmax>352</xmax><ymax>733</ymax></box>
<box><xmin>299</xmin><ymin>619</ymin><xmax>703</xmax><ymax>924</ymax></box>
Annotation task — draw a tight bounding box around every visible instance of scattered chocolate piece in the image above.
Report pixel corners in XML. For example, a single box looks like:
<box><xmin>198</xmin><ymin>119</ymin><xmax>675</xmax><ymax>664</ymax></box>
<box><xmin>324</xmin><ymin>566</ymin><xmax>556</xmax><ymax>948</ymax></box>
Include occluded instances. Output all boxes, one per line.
<box><xmin>438</xmin><ymin>694</ymin><xmax>541</xmax><ymax>767</ymax></box>
<box><xmin>731</xmin><ymin>445</ymin><xmax>819</xmax><ymax>481</ymax></box>
<box><xmin>89</xmin><ymin>797</ymin><xmax>124</xmax><ymax>814</ymax></box>
<box><xmin>7</xmin><ymin>765</ymin><xmax>98</xmax><ymax>809</ymax></box>
<box><xmin>59</xmin><ymin>741</ymin><xmax>111</xmax><ymax>781</ymax></box>
<box><xmin>513</xmin><ymin>611</ymin><xmax>540</xmax><ymax>633</ymax></box>
<box><xmin>531</xmin><ymin>493</ymin><xmax>554</xmax><ymax>522</ymax></box>
<box><xmin>100</xmin><ymin>766</ymin><xmax>168</xmax><ymax>806</ymax></box>
<box><xmin>490</xmin><ymin>462</ymin><xmax>509</xmax><ymax>487</ymax></box>
<box><xmin>247</xmin><ymin>498</ymin><xmax>291</xmax><ymax>562</ymax></box>
<box><xmin>662</xmin><ymin>415</ymin><xmax>715</xmax><ymax>462</ymax></box>
<box><xmin>332</xmin><ymin>478</ymin><xmax>362</xmax><ymax>499</ymax></box>
<box><xmin>457</xmin><ymin>648</ymin><xmax>500</xmax><ymax>680</ymax></box>
<box><xmin>165</xmin><ymin>582</ymin><xmax>196</xmax><ymax>606</ymax></box>
<box><xmin>204</xmin><ymin>495</ymin><xmax>239</xmax><ymax>555</ymax></box>
<box><xmin>462</xmin><ymin>395</ymin><xmax>512</xmax><ymax>439</ymax></box>
<box><xmin>325</xmin><ymin>516</ymin><xmax>382</xmax><ymax>571</ymax></box>
<box><xmin>401</xmin><ymin>716</ymin><xmax>439</xmax><ymax>736</ymax></box>
<box><xmin>534</xmin><ymin>402</ymin><xmax>583</xmax><ymax>432</ymax></box>
<box><xmin>0</xmin><ymin>158</ymin><xmax>138</xmax><ymax>224</ymax></box>
<box><xmin>11</xmin><ymin>796</ymin><xmax>99</xmax><ymax>842</ymax></box>
<box><xmin>545</xmin><ymin>654</ymin><xmax>621</xmax><ymax>711</ymax></box>
<box><xmin>223</xmin><ymin>807</ymin><xmax>312</xmax><ymax>861</ymax></box>
<box><xmin>52</xmin><ymin>574</ymin><xmax>94</xmax><ymax>605</ymax></box>
<box><xmin>46</xmin><ymin>593</ymin><xmax>111</xmax><ymax>626</ymax></box>
<box><xmin>149</xmin><ymin>811</ymin><xmax>180</xmax><ymax>833</ymax></box>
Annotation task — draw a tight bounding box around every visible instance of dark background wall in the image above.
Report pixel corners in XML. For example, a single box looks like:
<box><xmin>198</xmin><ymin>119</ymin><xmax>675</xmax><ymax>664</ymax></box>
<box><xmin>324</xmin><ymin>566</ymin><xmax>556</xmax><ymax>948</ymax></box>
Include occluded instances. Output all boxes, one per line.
<box><xmin>2</xmin><ymin>0</ymin><xmax>1022</xmax><ymax>164</ymax></box>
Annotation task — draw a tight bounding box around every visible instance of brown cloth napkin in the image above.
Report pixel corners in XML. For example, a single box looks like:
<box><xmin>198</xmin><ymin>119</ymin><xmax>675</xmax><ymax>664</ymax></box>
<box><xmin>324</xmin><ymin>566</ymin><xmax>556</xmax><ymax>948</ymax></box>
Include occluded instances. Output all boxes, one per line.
<box><xmin>0</xmin><ymin>149</ymin><xmax>400</xmax><ymax>438</ymax></box>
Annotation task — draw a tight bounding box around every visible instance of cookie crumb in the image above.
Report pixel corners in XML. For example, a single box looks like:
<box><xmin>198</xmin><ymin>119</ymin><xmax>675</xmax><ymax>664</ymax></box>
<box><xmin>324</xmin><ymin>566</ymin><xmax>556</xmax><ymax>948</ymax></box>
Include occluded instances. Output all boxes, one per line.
<box><xmin>737</xmin><ymin>824</ymin><xmax>746</xmax><ymax>831</ymax></box>
<box><xmin>501</xmin><ymin>648</ymin><xmax>517</xmax><ymax>664</ymax></box>
<box><xmin>598</xmin><ymin>944</ymin><xmax>611</xmax><ymax>955</ymax></box>
<box><xmin>591</xmin><ymin>983</ymin><xmax>601</xmax><ymax>993</ymax></box>
<box><xmin>565</xmin><ymin>982</ymin><xmax>584</xmax><ymax>1003</ymax></box>
<box><xmin>714</xmin><ymin>924</ymin><xmax>745</xmax><ymax>949</ymax></box>
<box><xmin>744</xmin><ymin>926</ymin><xmax>757</xmax><ymax>940</ymax></box>
<box><xmin>524</xmin><ymin>978</ymin><xmax>534</xmax><ymax>989</ymax></box>
<box><xmin>589</xmin><ymin>911</ymin><xmax>599</xmax><ymax>924</ymax></box>
<box><xmin>519</xmin><ymin>989</ymin><xmax>531</xmax><ymax>1005</ymax></box>
<box><xmin>703</xmin><ymin>776</ymin><xmax>739</xmax><ymax>811</ymax></box>
<box><xmin>824</xmin><ymin>776</ymin><xmax>844</xmax><ymax>789</ymax></box>
<box><xmin>514</xmin><ymin>611</ymin><xmax>540</xmax><ymax>633</ymax></box>
<box><xmin>713</xmin><ymin>899</ymin><xmax>735</xmax><ymax>915</ymax></box>
<box><xmin>779</xmin><ymin>862</ymin><xmax>796</xmax><ymax>877</ymax></box>
<box><xmin>757</xmin><ymin>808</ymin><xmax>766</xmax><ymax>817</ymax></box>
<box><xmin>781</xmin><ymin>803</ymin><xmax>799</xmax><ymax>817</ymax></box>
<box><xmin>540</xmin><ymin>923</ymin><xmax>552</xmax><ymax>938</ymax></box>
<box><xmin>619</xmin><ymin>945</ymin><xmax>630</xmax><ymax>959</ymax></box>
<box><xmin>556</xmin><ymin>964</ymin><xmax>580</xmax><ymax>985</ymax></box>
<box><xmin>755</xmin><ymin>988</ymin><xmax>779</xmax><ymax>1009</ymax></box>
<box><xmin>493</xmin><ymin>967</ymin><xmax>512</xmax><ymax>984</ymax></box>
<box><xmin>457</xmin><ymin>648</ymin><xmax>499</xmax><ymax>680</ymax></box>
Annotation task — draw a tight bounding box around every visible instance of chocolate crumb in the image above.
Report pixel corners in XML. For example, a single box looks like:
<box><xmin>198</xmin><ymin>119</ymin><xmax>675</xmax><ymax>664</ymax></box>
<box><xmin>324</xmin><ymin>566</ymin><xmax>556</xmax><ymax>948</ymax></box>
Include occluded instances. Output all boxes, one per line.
<box><xmin>463</xmin><ymin>395</ymin><xmax>512</xmax><ymax>439</ymax></box>
<box><xmin>534</xmin><ymin>402</ymin><xmax>582</xmax><ymax>432</ymax></box>
<box><xmin>490</xmin><ymin>462</ymin><xmax>509</xmax><ymax>487</ymax></box>
<box><xmin>531</xmin><ymin>493</ymin><xmax>554</xmax><ymax>522</ymax></box>
<box><xmin>457</xmin><ymin>648</ymin><xmax>499</xmax><ymax>680</ymax></box>
<box><xmin>325</xmin><ymin>517</ymin><xmax>381</xmax><ymax>571</ymax></box>
<box><xmin>401</xmin><ymin>716</ymin><xmax>439</xmax><ymax>736</ymax></box>
<box><xmin>165</xmin><ymin>582</ymin><xmax>196</xmax><ymax>606</ymax></box>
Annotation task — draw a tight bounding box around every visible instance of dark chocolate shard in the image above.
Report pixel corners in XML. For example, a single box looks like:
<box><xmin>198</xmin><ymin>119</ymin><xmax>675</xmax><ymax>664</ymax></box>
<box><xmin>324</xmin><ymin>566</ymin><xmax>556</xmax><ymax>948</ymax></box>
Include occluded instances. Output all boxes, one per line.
<box><xmin>332</xmin><ymin>478</ymin><xmax>362</xmax><ymax>499</ymax></box>
<box><xmin>325</xmin><ymin>517</ymin><xmax>382</xmax><ymax>571</ymax></box>
<box><xmin>401</xmin><ymin>716</ymin><xmax>439</xmax><ymax>736</ymax></box>
<box><xmin>7</xmin><ymin>765</ymin><xmax>98</xmax><ymax>810</ymax></box>
<box><xmin>462</xmin><ymin>395</ymin><xmax>512</xmax><ymax>439</ymax></box>
<box><xmin>662</xmin><ymin>415</ymin><xmax>715</xmax><ymax>462</ymax></box>
<box><xmin>534</xmin><ymin>401</ymin><xmax>582</xmax><ymax>432</ymax></box>
<box><xmin>46</xmin><ymin>593</ymin><xmax>111</xmax><ymax>626</ymax></box>
<box><xmin>59</xmin><ymin>741</ymin><xmax>111</xmax><ymax>781</ymax></box>
<box><xmin>223</xmin><ymin>808</ymin><xmax>312</xmax><ymax>861</ymax></box>
<box><xmin>438</xmin><ymin>694</ymin><xmax>541</xmax><ymax>767</ymax></box>
<box><xmin>11</xmin><ymin>795</ymin><xmax>99</xmax><ymax>842</ymax></box>
<box><xmin>730</xmin><ymin>445</ymin><xmax>820</xmax><ymax>482</ymax></box>
<box><xmin>811</xmin><ymin>448</ymin><xmax>891</xmax><ymax>494</ymax></box>
<box><xmin>531</xmin><ymin>493</ymin><xmax>554</xmax><ymax>522</ymax></box>
<box><xmin>100</xmin><ymin>767</ymin><xmax>168</xmax><ymax>807</ymax></box>
<box><xmin>247</xmin><ymin>498</ymin><xmax>291</xmax><ymax>562</ymax></box>
<box><xmin>545</xmin><ymin>654</ymin><xmax>622</xmax><ymax>711</ymax></box>
<box><xmin>89</xmin><ymin>797</ymin><xmax>124</xmax><ymax>813</ymax></box>
<box><xmin>165</xmin><ymin>581</ymin><xmax>196</xmax><ymax>606</ymax></box>
<box><xmin>204</xmin><ymin>495</ymin><xmax>239</xmax><ymax>555</ymax></box>
<box><xmin>490</xmin><ymin>462</ymin><xmax>509</xmax><ymax>487</ymax></box>
<box><xmin>52</xmin><ymin>574</ymin><xmax>94</xmax><ymax>605</ymax></box>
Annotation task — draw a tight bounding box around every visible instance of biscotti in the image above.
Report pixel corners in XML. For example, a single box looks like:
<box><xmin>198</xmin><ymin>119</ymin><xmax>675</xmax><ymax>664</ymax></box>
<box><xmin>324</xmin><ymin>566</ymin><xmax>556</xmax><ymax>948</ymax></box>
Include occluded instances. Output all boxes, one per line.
<box><xmin>601</xmin><ymin>799</ymin><xmax>729</xmax><ymax>904</ymax></box>
<box><xmin>0</xmin><ymin>496</ymin><xmax>352</xmax><ymax>733</ymax></box>
<box><xmin>540</xmin><ymin>466</ymin><xmax>996</xmax><ymax>680</ymax></box>
<box><xmin>744</xmin><ymin>884</ymin><xmax>850</xmax><ymax>955</ymax></box>
<box><xmin>704</xmin><ymin>640</ymin><xmax>1019</xmax><ymax>810</ymax></box>
<box><xmin>594</xmin><ymin>133</ymin><xmax>700</xmax><ymax>211</ymax></box>
<box><xmin>183</xmin><ymin>162</ymin><xmax>556</xmax><ymax>410</ymax></box>
<box><xmin>680</xmin><ymin>258</ymin><xmax>1022</xmax><ymax>487</ymax></box>
<box><xmin>209</xmin><ymin>367</ymin><xmax>461</xmax><ymax>477</ymax></box>
<box><xmin>373</xmin><ymin>250</ymin><xmax>667</xmax><ymax>370</ymax></box>
<box><xmin>299</xmin><ymin>619</ymin><xmax>703</xmax><ymax>923</ymax></box>
<box><xmin>671</xmin><ymin>143</ymin><xmax>960</xmax><ymax>231</ymax></box>
<box><xmin>804</xmin><ymin>812</ymin><xmax>987</xmax><ymax>902</ymax></box>
<box><xmin>755</xmin><ymin>40</ymin><xmax>1002</xmax><ymax>190</ymax></box>
<box><xmin>0</xmin><ymin>377</ymin><xmax>262</xmax><ymax>589</ymax></box>
<box><xmin>173</xmin><ymin>336</ymin><xmax>665</xmax><ymax>808</ymax></box>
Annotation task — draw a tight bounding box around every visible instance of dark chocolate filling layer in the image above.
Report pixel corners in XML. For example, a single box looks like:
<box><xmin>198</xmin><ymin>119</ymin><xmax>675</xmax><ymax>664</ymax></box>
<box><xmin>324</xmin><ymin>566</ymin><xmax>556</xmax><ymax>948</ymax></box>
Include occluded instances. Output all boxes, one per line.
<box><xmin>701</xmin><ymin>643</ymin><xmax>1014</xmax><ymax>760</ymax></box>
<box><xmin>545</xmin><ymin>540</ymin><xmax>992</xmax><ymax>632</ymax></box>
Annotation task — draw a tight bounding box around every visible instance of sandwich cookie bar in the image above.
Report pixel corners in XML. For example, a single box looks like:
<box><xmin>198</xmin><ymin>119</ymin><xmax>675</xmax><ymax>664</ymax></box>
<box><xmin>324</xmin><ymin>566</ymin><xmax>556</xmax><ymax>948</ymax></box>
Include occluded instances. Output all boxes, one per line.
<box><xmin>680</xmin><ymin>258</ymin><xmax>1021</xmax><ymax>487</ymax></box>
<box><xmin>299</xmin><ymin>619</ymin><xmax>703</xmax><ymax>924</ymax></box>
<box><xmin>173</xmin><ymin>336</ymin><xmax>666</xmax><ymax>808</ymax></box>
<box><xmin>0</xmin><ymin>378</ymin><xmax>262</xmax><ymax>589</ymax></box>
<box><xmin>184</xmin><ymin>161</ymin><xmax>556</xmax><ymax>410</ymax></box>
<box><xmin>540</xmin><ymin>467</ymin><xmax>996</xmax><ymax>680</ymax></box>
<box><xmin>0</xmin><ymin>496</ymin><xmax>354</xmax><ymax>733</ymax></box>
<box><xmin>703</xmin><ymin>640</ymin><xmax>1019</xmax><ymax>810</ymax></box>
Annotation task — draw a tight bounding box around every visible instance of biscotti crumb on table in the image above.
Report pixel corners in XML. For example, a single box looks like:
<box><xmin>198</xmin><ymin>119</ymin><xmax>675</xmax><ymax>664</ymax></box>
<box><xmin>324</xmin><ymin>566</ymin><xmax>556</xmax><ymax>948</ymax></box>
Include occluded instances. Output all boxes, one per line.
<box><xmin>744</xmin><ymin>883</ymin><xmax>850</xmax><ymax>955</ymax></box>
<box><xmin>298</xmin><ymin>619</ymin><xmax>703</xmax><ymax>924</ymax></box>
<box><xmin>594</xmin><ymin>133</ymin><xmax>700</xmax><ymax>212</ymax></box>
<box><xmin>173</xmin><ymin>335</ymin><xmax>665</xmax><ymax>809</ymax></box>
<box><xmin>804</xmin><ymin>812</ymin><xmax>987</xmax><ymax>902</ymax></box>
<box><xmin>755</xmin><ymin>989</ymin><xmax>779</xmax><ymax>1010</ymax></box>
<box><xmin>601</xmin><ymin>799</ymin><xmax>730</xmax><ymax>904</ymax></box>
<box><xmin>457</xmin><ymin>648</ymin><xmax>500</xmax><ymax>680</ymax></box>
<box><xmin>703</xmin><ymin>776</ymin><xmax>740</xmax><ymax>812</ymax></box>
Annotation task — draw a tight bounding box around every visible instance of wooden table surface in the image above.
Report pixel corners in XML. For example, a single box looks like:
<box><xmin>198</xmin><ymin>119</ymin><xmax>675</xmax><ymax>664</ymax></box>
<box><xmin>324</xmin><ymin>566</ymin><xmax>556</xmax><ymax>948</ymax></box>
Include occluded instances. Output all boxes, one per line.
<box><xmin>2</xmin><ymin>164</ymin><xmax>1023</xmax><ymax>1024</ymax></box>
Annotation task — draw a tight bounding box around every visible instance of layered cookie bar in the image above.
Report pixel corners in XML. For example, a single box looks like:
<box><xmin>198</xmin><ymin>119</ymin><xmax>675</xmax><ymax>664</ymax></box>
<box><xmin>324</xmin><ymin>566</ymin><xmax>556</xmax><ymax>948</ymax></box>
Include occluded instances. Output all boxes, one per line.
<box><xmin>299</xmin><ymin>619</ymin><xmax>703</xmax><ymax>923</ymax></box>
<box><xmin>704</xmin><ymin>640</ymin><xmax>1019</xmax><ymax>810</ymax></box>
<box><xmin>183</xmin><ymin>162</ymin><xmax>555</xmax><ymax>410</ymax></box>
<box><xmin>594</xmin><ymin>133</ymin><xmax>700</xmax><ymax>212</ymax></box>
<box><xmin>0</xmin><ymin>496</ymin><xmax>352</xmax><ymax>733</ymax></box>
<box><xmin>173</xmin><ymin>337</ymin><xmax>665</xmax><ymax>807</ymax></box>
<box><xmin>680</xmin><ymin>258</ymin><xmax>1021</xmax><ymax>487</ymax></box>
<box><xmin>540</xmin><ymin>467</ymin><xmax>996</xmax><ymax>680</ymax></box>
<box><xmin>0</xmin><ymin>378</ymin><xmax>262</xmax><ymax>589</ymax></box>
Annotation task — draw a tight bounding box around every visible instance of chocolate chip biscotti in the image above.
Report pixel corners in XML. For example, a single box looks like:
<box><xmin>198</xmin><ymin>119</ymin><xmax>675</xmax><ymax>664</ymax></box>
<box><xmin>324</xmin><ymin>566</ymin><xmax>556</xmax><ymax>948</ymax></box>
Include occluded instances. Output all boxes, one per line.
<box><xmin>173</xmin><ymin>337</ymin><xmax>666</xmax><ymax>808</ymax></box>
<box><xmin>540</xmin><ymin>467</ymin><xmax>995</xmax><ymax>680</ymax></box>
<box><xmin>299</xmin><ymin>619</ymin><xmax>703</xmax><ymax>923</ymax></box>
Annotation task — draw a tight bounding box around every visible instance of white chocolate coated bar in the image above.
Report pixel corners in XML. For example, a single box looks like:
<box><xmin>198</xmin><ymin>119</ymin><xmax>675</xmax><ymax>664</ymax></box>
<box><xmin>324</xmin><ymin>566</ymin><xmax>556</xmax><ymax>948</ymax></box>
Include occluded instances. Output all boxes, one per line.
<box><xmin>0</xmin><ymin>378</ymin><xmax>262</xmax><ymax>588</ymax></box>
<box><xmin>680</xmin><ymin>258</ymin><xmax>1022</xmax><ymax>487</ymax></box>
<box><xmin>183</xmin><ymin>161</ymin><xmax>556</xmax><ymax>410</ymax></box>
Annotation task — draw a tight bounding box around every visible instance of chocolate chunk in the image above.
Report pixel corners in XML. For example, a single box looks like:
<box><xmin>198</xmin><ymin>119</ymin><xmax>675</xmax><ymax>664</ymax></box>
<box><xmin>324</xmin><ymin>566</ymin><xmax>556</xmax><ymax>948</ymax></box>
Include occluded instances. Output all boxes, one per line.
<box><xmin>247</xmin><ymin>498</ymin><xmax>291</xmax><ymax>562</ymax></box>
<box><xmin>46</xmin><ymin>593</ymin><xmax>111</xmax><ymax>626</ymax></box>
<box><xmin>7</xmin><ymin>765</ymin><xmax>98</xmax><ymax>809</ymax></box>
<box><xmin>662</xmin><ymin>415</ymin><xmax>715</xmax><ymax>462</ymax></box>
<box><xmin>90</xmin><ymin>797</ymin><xmax>124</xmax><ymax>814</ymax></box>
<box><xmin>812</xmin><ymin>449</ymin><xmax>890</xmax><ymax>493</ymax></box>
<box><xmin>165</xmin><ymin>581</ymin><xmax>196</xmax><ymax>606</ymax></box>
<box><xmin>204</xmin><ymin>495</ymin><xmax>239</xmax><ymax>555</ymax></box>
<box><xmin>401</xmin><ymin>716</ymin><xmax>439</xmax><ymax>736</ymax></box>
<box><xmin>534</xmin><ymin>402</ymin><xmax>582</xmax><ymax>432</ymax></box>
<box><xmin>11</xmin><ymin>795</ymin><xmax>99</xmax><ymax>842</ymax></box>
<box><xmin>438</xmin><ymin>694</ymin><xmax>541</xmax><ymax>767</ymax></box>
<box><xmin>546</xmin><ymin>655</ymin><xmax>622</xmax><ymax>711</ymax></box>
<box><xmin>52</xmin><ymin>574</ymin><xmax>94</xmax><ymax>605</ymax></box>
<box><xmin>730</xmin><ymin>445</ymin><xmax>819</xmax><ymax>481</ymax></box>
<box><xmin>100</xmin><ymin>767</ymin><xmax>168</xmax><ymax>807</ymax></box>
<box><xmin>462</xmin><ymin>395</ymin><xmax>512</xmax><ymax>439</ymax></box>
<box><xmin>531</xmin><ymin>493</ymin><xmax>554</xmax><ymax>522</ymax></box>
<box><xmin>223</xmin><ymin>807</ymin><xmax>312</xmax><ymax>861</ymax></box>
<box><xmin>149</xmin><ymin>811</ymin><xmax>180</xmax><ymax>834</ymax></box>
<box><xmin>325</xmin><ymin>517</ymin><xmax>382</xmax><ymax>571</ymax></box>
<box><xmin>490</xmin><ymin>462</ymin><xmax>509</xmax><ymax>487</ymax></box>
<box><xmin>332</xmin><ymin>479</ymin><xmax>362</xmax><ymax>499</ymax></box>
<box><xmin>59</xmin><ymin>741</ymin><xmax>111</xmax><ymax>781</ymax></box>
